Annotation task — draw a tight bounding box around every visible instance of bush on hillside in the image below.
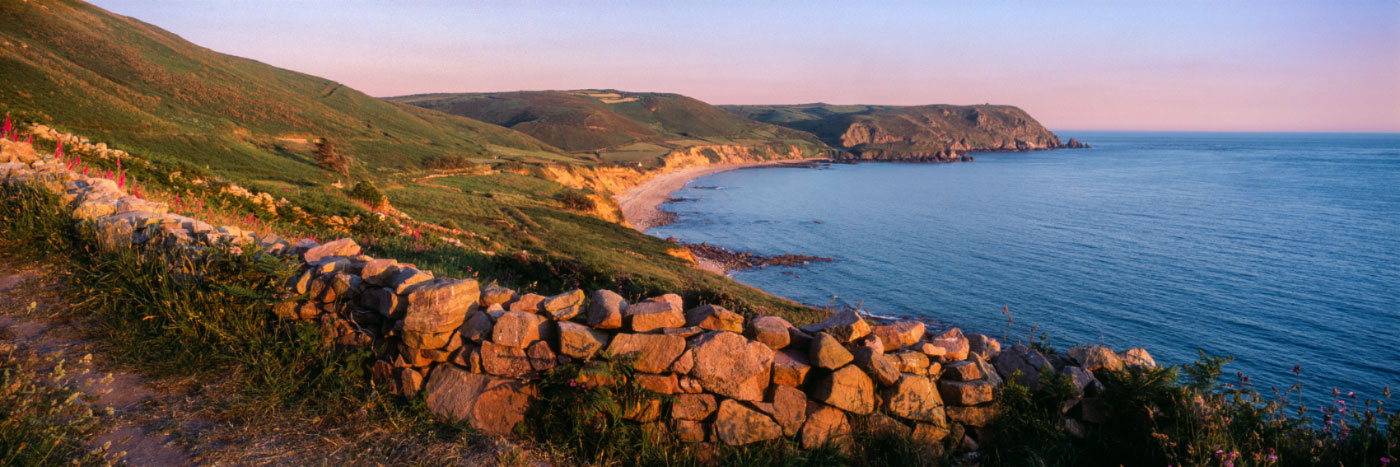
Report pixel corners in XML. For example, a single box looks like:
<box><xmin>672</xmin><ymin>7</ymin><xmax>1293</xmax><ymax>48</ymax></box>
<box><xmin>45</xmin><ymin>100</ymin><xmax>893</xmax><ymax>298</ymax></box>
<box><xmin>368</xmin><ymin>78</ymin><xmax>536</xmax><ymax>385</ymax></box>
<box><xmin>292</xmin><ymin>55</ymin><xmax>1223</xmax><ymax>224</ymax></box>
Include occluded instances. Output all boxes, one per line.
<box><xmin>558</xmin><ymin>189</ymin><xmax>595</xmax><ymax>211</ymax></box>
<box><xmin>422</xmin><ymin>156</ymin><xmax>478</xmax><ymax>171</ymax></box>
<box><xmin>348</xmin><ymin>181</ymin><xmax>385</xmax><ymax>206</ymax></box>
<box><xmin>315</xmin><ymin>138</ymin><xmax>349</xmax><ymax>177</ymax></box>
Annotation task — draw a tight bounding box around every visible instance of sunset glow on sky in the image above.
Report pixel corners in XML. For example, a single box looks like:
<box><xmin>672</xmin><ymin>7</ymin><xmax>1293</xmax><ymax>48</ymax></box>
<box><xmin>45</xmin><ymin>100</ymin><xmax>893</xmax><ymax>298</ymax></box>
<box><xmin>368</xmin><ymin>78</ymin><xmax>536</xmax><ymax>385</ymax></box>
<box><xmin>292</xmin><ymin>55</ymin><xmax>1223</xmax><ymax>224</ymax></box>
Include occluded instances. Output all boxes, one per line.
<box><xmin>91</xmin><ymin>0</ymin><xmax>1400</xmax><ymax>132</ymax></box>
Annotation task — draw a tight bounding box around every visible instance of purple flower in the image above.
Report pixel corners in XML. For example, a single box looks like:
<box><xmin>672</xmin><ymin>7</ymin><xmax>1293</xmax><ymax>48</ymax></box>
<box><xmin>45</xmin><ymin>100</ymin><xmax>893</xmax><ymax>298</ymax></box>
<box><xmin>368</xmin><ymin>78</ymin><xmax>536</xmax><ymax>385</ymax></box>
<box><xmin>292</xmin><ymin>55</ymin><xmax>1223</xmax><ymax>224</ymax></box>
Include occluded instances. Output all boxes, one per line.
<box><xmin>1268</xmin><ymin>454</ymin><xmax>1278</xmax><ymax>462</ymax></box>
<box><xmin>1380</xmin><ymin>457</ymin><xmax>1391</xmax><ymax>464</ymax></box>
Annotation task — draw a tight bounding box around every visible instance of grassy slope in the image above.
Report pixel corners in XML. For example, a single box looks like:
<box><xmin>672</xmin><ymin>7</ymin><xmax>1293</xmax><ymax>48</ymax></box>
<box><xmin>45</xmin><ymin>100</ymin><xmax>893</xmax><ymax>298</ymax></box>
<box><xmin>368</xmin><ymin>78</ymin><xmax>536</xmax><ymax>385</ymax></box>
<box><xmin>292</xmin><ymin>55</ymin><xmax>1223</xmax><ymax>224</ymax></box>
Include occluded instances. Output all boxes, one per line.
<box><xmin>722</xmin><ymin>103</ymin><xmax>1064</xmax><ymax>158</ymax></box>
<box><xmin>0</xmin><ymin>0</ymin><xmax>820</xmax><ymax>323</ymax></box>
<box><xmin>390</xmin><ymin>90</ymin><xmax>832</xmax><ymax>164</ymax></box>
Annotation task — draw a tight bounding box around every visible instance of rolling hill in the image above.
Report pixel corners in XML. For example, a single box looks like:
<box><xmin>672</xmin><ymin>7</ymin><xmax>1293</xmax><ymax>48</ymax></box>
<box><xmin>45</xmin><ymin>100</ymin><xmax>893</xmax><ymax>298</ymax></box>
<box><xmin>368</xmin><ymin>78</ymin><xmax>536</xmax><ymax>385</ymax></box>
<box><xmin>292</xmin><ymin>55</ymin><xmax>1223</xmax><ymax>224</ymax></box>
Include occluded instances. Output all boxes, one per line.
<box><xmin>389</xmin><ymin>90</ymin><xmax>832</xmax><ymax>165</ymax></box>
<box><xmin>722</xmin><ymin>103</ymin><xmax>1082</xmax><ymax>161</ymax></box>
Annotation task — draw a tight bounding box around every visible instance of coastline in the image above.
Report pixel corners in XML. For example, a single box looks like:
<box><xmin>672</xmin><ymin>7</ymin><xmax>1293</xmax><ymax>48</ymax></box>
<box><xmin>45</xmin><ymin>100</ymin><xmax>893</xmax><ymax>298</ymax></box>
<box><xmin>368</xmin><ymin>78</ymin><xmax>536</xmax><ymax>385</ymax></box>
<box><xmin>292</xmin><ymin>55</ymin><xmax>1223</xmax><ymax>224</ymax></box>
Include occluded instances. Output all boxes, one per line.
<box><xmin>613</xmin><ymin>159</ymin><xmax>823</xmax><ymax>275</ymax></box>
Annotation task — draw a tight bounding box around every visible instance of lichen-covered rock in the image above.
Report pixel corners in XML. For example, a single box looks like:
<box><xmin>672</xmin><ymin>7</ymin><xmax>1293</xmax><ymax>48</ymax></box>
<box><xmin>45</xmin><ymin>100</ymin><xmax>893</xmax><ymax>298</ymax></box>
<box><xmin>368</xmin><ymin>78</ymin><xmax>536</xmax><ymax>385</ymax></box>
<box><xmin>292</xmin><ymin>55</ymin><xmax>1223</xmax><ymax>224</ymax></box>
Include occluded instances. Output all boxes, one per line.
<box><xmin>749</xmin><ymin>316</ymin><xmax>793</xmax><ymax>350</ymax></box>
<box><xmin>946</xmin><ymin>404</ymin><xmax>997</xmax><ymax>427</ymax></box>
<box><xmin>714</xmin><ymin>399</ymin><xmax>782</xmax><ymax>446</ymax></box>
<box><xmin>812</xmin><ymin>365</ymin><xmax>875</xmax><ymax>415</ymax></box>
<box><xmin>492</xmin><ymin>311</ymin><xmax>543</xmax><ymax>349</ymax></box>
<box><xmin>810</xmin><ymin>332</ymin><xmax>854</xmax><ymax>370</ymax></box>
<box><xmin>586</xmin><ymin>289</ymin><xmax>627</xmax><ymax>329</ymax></box>
<box><xmin>938</xmin><ymin>379</ymin><xmax>995</xmax><ymax>406</ymax></box>
<box><xmin>884</xmin><ymin>375</ymin><xmax>946</xmax><ymax>423</ymax></box>
<box><xmin>942</xmin><ymin>360</ymin><xmax>983</xmax><ymax>381</ymax></box>
<box><xmin>968</xmin><ymin>333</ymin><xmax>1002</xmax><ymax>359</ymax></box>
<box><xmin>771</xmin><ymin>349</ymin><xmax>812</xmax><ymax>386</ymax></box>
<box><xmin>557</xmin><ymin>321</ymin><xmax>609</xmax><ymax>359</ymax></box>
<box><xmin>541</xmin><ymin>289</ymin><xmax>584</xmax><ymax>320</ymax></box>
<box><xmin>684</xmin><ymin>304</ymin><xmax>743</xmax><ymax>333</ymax></box>
<box><xmin>423</xmin><ymin>366</ymin><xmax>535</xmax><ymax>437</ymax></box>
<box><xmin>891</xmin><ymin>351</ymin><xmax>932</xmax><ymax>376</ymax></box>
<box><xmin>509</xmin><ymin>293</ymin><xmax>546</xmax><ymax>313</ymax></box>
<box><xmin>605</xmin><ymin>333</ymin><xmax>686</xmax><ymax>373</ymax></box>
<box><xmin>635</xmin><ymin>373</ymin><xmax>679</xmax><ymax>394</ymax></box>
<box><xmin>853</xmin><ymin>344</ymin><xmax>900</xmax><ymax>386</ymax></box>
<box><xmin>670</xmin><ymin>349</ymin><xmax>695</xmax><ymax>374</ymax></box>
<box><xmin>390</xmin><ymin>266</ymin><xmax>434</xmax><ymax>295</ymax></box>
<box><xmin>801</xmin><ymin>404</ymin><xmax>852</xmax><ymax>449</ymax></box>
<box><xmin>526</xmin><ymin>340</ymin><xmax>556</xmax><ymax>372</ymax></box>
<box><xmin>459</xmin><ymin>310</ymin><xmax>494</xmax><ymax>342</ymax></box>
<box><xmin>360</xmin><ymin>258</ymin><xmax>398</xmax><ymax>286</ymax></box>
<box><xmin>1068</xmin><ymin>345</ymin><xmax>1124</xmax><ymax>372</ymax></box>
<box><xmin>688</xmin><ymin>331</ymin><xmax>774</xmax><ymax>401</ymax></box>
<box><xmin>673</xmin><ymin>419</ymin><xmax>707</xmax><ymax>443</ymax></box>
<box><xmin>479</xmin><ymin>283</ymin><xmax>516</xmax><ymax>308</ymax></box>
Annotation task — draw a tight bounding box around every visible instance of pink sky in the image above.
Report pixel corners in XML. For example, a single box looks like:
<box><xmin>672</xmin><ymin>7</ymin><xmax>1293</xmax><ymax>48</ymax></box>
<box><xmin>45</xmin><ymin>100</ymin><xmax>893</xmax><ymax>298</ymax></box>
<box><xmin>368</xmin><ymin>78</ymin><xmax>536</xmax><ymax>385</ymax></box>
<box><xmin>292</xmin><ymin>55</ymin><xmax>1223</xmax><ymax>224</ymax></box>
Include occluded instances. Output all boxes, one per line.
<box><xmin>92</xmin><ymin>1</ymin><xmax>1400</xmax><ymax>132</ymax></box>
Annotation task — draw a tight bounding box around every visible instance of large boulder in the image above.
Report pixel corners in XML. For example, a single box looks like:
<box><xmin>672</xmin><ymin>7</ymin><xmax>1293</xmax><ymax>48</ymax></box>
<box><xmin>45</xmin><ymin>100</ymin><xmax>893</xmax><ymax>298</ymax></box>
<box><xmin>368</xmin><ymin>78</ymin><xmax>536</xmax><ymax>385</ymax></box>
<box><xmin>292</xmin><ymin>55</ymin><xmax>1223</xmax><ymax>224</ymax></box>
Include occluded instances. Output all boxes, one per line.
<box><xmin>926</xmin><ymin>328</ymin><xmax>970</xmax><ymax>361</ymax></box>
<box><xmin>884</xmin><ymin>375</ymin><xmax>946</xmax><ymax>423</ymax></box>
<box><xmin>541</xmin><ymin>289</ymin><xmax>585</xmax><ymax>320</ymax></box>
<box><xmin>1120</xmin><ymin>348</ymin><xmax>1157</xmax><ymax>369</ymax></box>
<box><xmin>479</xmin><ymin>283</ymin><xmax>517</xmax><ymax>308</ymax></box>
<box><xmin>688</xmin><ymin>331</ymin><xmax>774</xmax><ymax>401</ymax></box>
<box><xmin>480</xmin><ymin>341</ymin><xmax>533</xmax><ymax>378</ymax></box>
<box><xmin>605</xmin><ymin>333</ymin><xmax>686</xmax><ymax>374</ymax></box>
<box><xmin>808</xmin><ymin>309</ymin><xmax>870</xmax><ymax>343</ymax></box>
<box><xmin>302</xmin><ymin>237</ymin><xmax>361</xmax><ymax>263</ymax></box>
<box><xmin>938</xmin><ymin>379</ymin><xmax>995</xmax><ymax>406</ymax></box>
<box><xmin>749</xmin><ymin>316</ymin><xmax>793</xmax><ymax>350</ymax></box>
<box><xmin>627</xmin><ymin>297</ymin><xmax>685</xmax><ymax>332</ymax></box>
<box><xmin>771</xmin><ymin>349</ymin><xmax>812</xmax><ymax>387</ymax></box>
<box><xmin>684</xmin><ymin>304</ymin><xmax>744</xmax><ymax>333</ymax></box>
<box><xmin>942</xmin><ymin>360</ymin><xmax>983</xmax><ymax>381</ymax></box>
<box><xmin>492</xmin><ymin>310</ymin><xmax>544</xmax><ymax>349</ymax></box>
<box><xmin>360</xmin><ymin>258</ymin><xmax>399</xmax><ymax>286</ymax></box>
<box><xmin>812</xmin><ymin>365</ymin><xmax>875</xmax><ymax>415</ymax></box>
<box><xmin>1068</xmin><ymin>345</ymin><xmax>1124</xmax><ymax>372</ymax></box>
<box><xmin>968</xmin><ymin>334</ymin><xmax>1002</xmax><ymax>359</ymax></box>
<box><xmin>713</xmin><ymin>399</ymin><xmax>782</xmax><ymax>446</ymax></box>
<box><xmin>557</xmin><ymin>321</ymin><xmax>610</xmax><ymax>360</ymax></box>
<box><xmin>423</xmin><ymin>366</ymin><xmax>535</xmax><ymax>437</ymax></box>
<box><xmin>801</xmin><ymin>404</ymin><xmax>852</xmax><ymax>449</ymax></box>
<box><xmin>403</xmin><ymin>279</ymin><xmax>479</xmax><ymax>336</ymax></box>
<box><xmin>586</xmin><ymin>290</ymin><xmax>628</xmax><ymax>329</ymax></box>
<box><xmin>765</xmin><ymin>384</ymin><xmax>808</xmax><ymax>437</ymax></box>
<box><xmin>871</xmin><ymin>321</ymin><xmax>925</xmax><ymax>351</ymax></box>
<box><xmin>853</xmin><ymin>344</ymin><xmax>900</xmax><ymax>386</ymax></box>
<box><xmin>809</xmin><ymin>332</ymin><xmax>854</xmax><ymax>370</ymax></box>
<box><xmin>992</xmin><ymin>344</ymin><xmax>1053</xmax><ymax>389</ymax></box>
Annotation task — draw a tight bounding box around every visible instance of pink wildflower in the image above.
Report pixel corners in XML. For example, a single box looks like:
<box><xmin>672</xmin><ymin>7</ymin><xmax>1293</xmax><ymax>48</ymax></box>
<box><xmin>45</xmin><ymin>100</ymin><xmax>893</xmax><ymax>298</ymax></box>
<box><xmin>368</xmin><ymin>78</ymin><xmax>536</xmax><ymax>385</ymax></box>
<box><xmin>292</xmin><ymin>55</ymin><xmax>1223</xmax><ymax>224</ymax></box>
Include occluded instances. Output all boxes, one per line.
<box><xmin>2</xmin><ymin>113</ymin><xmax>10</xmax><ymax>135</ymax></box>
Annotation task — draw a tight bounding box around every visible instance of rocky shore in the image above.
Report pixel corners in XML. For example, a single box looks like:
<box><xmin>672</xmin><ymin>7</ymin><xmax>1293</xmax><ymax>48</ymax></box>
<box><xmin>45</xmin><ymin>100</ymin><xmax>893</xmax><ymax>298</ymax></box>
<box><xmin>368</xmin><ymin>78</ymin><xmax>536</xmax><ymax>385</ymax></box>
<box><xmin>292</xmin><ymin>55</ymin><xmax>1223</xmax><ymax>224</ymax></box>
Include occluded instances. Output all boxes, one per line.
<box><xmin>675</xmin><ymin>239</ymin><xmax>834</xmax><ymax>273</ymax></box>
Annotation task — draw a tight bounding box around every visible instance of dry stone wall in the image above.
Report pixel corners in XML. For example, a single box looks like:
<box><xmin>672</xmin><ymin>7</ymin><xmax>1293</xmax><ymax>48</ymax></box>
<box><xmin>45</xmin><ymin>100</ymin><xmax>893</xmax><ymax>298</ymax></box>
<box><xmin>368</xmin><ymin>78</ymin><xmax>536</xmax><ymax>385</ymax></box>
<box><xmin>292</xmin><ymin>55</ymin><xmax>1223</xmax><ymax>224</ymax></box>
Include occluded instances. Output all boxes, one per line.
<box><xmin>1</xmin><ymin>132</ymin><xmax>1157</xmax><ymax>451</ymax></box>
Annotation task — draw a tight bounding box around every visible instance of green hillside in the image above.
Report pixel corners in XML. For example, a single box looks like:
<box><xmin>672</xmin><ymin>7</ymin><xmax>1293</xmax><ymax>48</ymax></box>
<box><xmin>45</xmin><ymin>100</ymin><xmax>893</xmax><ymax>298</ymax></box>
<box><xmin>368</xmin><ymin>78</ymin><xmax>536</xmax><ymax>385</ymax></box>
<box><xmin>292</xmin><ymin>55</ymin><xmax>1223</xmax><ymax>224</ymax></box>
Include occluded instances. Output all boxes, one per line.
<box><xmin>723</xmin><ymin>103</ymin><xmax>1072</xmax><ymax>160</ymax></box>
<box><xmin>390</xmin><ymin>90</ymin><xmax>832</xmax><ymax>164</ymax></box>
<box><xmin>0</xmin><ymin>0</ymin><xmax>574</xmax><ymax>189</ymax></box>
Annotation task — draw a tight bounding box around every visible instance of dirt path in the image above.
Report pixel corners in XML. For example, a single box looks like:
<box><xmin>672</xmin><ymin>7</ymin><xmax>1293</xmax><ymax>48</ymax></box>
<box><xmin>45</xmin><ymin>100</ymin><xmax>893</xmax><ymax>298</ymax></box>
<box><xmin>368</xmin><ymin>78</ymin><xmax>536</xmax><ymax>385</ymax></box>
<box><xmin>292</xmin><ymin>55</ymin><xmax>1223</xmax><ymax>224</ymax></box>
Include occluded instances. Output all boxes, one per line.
<box><xmin>0</xmin><ymin>255</ymin><xmax>543</xmax><ymax>466</ymax></box>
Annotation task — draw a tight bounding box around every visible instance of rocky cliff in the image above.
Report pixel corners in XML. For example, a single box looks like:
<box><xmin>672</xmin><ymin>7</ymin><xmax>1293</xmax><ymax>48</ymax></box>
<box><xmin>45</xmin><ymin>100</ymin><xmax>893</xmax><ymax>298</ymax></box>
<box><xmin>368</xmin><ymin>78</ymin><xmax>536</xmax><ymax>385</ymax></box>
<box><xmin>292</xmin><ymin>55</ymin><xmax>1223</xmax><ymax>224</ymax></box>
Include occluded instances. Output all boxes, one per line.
<box><xmin>723</xmin><ymin>103</ymin><xmax>1087</xmax><ymax>161</ymax></box>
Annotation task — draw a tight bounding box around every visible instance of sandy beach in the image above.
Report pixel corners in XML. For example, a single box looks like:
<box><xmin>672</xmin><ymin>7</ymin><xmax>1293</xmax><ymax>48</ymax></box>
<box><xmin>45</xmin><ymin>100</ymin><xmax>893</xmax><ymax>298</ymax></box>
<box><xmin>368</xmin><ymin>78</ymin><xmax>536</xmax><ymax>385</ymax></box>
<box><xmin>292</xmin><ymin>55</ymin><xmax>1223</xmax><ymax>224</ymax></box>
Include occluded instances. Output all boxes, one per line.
<box><xmin>614</xmin><ymin>160</ymin><xmax>819</xmax><ymax>233</ymax></box>
<box><xmin>614</xmin><ymin>160</ymin><xmax>821</xmax><ymax>274</ymax></box>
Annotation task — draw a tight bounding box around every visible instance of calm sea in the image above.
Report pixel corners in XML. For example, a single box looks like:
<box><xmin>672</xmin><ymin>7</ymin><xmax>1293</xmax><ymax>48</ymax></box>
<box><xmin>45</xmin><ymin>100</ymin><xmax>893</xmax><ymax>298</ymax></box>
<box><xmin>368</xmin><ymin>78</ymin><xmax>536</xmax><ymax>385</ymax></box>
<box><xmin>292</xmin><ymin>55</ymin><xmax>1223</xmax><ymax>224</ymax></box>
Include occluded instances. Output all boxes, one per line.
<box><xmin>650</xmin><ymin>132</ymin><xmax>1400</xmax><ymax>396</ymax></box>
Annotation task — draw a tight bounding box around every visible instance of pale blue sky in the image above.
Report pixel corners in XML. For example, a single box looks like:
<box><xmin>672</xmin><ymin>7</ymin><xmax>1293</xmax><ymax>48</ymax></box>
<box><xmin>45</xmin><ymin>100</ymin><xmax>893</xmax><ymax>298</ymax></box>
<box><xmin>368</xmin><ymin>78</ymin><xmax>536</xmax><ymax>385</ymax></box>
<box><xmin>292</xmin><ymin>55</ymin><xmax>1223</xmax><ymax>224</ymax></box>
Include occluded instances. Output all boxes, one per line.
<box><xmin>91</xmin><ymin>0</ymin><xmax>1400</xmax><ymax>131</ymax></box>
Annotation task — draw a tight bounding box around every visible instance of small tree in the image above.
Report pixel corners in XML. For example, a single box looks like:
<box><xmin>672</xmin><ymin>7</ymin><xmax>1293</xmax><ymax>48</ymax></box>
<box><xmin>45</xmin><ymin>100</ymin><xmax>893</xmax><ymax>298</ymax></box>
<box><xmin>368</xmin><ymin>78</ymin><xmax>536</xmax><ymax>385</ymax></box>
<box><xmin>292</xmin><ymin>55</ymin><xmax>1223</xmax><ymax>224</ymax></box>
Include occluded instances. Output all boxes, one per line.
<box><xmin>315</xmin><ymin>138</ymin><xmax>349</xmax><ymax>177</ymax></box>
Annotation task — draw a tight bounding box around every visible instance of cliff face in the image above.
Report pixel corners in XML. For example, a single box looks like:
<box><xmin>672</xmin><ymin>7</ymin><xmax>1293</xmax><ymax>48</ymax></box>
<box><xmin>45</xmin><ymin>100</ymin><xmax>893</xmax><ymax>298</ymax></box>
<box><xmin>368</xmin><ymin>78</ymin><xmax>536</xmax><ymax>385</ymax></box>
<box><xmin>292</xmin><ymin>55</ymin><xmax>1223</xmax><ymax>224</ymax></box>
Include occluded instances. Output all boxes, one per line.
<box><xmin>723</xmin><ymin>104</ymin><xmax>1082</xmax><ymax>161</ymax></box>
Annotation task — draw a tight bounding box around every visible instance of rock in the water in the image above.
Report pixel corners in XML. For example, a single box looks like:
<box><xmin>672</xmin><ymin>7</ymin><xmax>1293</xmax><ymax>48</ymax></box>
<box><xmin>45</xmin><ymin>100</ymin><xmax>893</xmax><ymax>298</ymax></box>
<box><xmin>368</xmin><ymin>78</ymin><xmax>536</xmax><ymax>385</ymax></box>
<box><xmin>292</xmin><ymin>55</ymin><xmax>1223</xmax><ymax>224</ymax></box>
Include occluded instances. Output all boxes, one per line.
<box><xmin>992</xmin><ymin>344</ymin><xmax>1053</xmax><ymax>389</ymax></box>
<box><xmin>688</xmin><ymin>331</ymin><xmax>774</xmax><ymax>401</ymax></box>
<box><xmin>884</xmin><ymin>375</ymin><xmax>946</xmax><ymax>423</ymax></box>
<box><xmin>801</xmin><ymin>404</ymin><xmax>852</xmax><ymax>449</ymax></box>
<box><xmin>809</xmin><ymin>332</ymin><xmax>854</xmax><ymax>370</ymax></box>
<box><xmin>1119</xmin><ymin>348</ymin><xmax>1156</xmax><ymax>369</ymax></box>
<box><xmin>605</xmin><ymin>333</ymin><xmax>686</xmax><ymax>374</ymax></box>
<box><xmin>627</xmin><ymin>297</ymin><xmax>685</xmax><ymax>332</ymax></box>
<box><xmin>749</xmin><ymin>316</ymin><xmax>793</xmax><ymax>350</ymax></box>
<box><xmin>938</xmin><ymin>379</ymin><xmax>995</xmax><ymax>406</ymax></box>
<box><xmin>492</xmin><ymin>310</ymin><xmax>544</xmax><ymax>349</ymax></box>
<box><xmin>1068</xmin><ymin>345</ymin><xmax>1124</xmax><ymax>372</ymax></box>
<box><xmin>586</xmin><ymin>289</ymin><xmax>627</xmax><ymax>329</ymax></box>
<box><xmin>812</xmin><ymin>365</ymin><xmax>875</xmax><ymax>415</ymax></box>
<box><xmin>541</xmin><ymin>289</ymin><xmax>585</xmax><ymax>320</ymax></box>
<box><xmin>714</xmin><ymin>399</ymin><xmax>782</xmax><ymax>446</ymax></box>
<box><xmin>771</xmin><ymin>349</ymin><xmax>812</xmax><ymax>387</ymax></box>
<box><xmin>684</xmin><ymin>304</ymin><xmax>744</xmax><ymax>333</ymax></box>
<box><xmin>423</xmin><ymin>366</ymin><xmax>535</xmax><ymax>437</ymax></box>
<box><xmin>557</xmin><ymin>321</ymin><xmax>609</xmax><ymax>359</ymax></box>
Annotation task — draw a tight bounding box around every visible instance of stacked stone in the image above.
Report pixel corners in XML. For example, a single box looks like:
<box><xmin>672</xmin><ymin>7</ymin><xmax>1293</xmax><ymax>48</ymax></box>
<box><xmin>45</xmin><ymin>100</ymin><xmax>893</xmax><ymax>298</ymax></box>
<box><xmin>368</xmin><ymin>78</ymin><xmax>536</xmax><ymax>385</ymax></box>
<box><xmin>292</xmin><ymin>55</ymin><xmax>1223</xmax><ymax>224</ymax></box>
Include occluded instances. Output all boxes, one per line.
<box><xmin>2</xmin><ymin>134</ymin><xmax>1160</xmax><ymax>453</ymax></box>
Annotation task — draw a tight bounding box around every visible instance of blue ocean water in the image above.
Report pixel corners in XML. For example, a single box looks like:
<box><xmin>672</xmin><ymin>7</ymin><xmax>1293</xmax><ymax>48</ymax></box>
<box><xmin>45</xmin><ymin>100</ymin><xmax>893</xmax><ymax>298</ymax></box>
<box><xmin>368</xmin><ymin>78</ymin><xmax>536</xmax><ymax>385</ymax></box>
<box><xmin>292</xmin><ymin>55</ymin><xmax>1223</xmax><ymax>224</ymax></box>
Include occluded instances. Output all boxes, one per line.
<box><xmin>651</xmin><ymin>132</ymin><xmax>1400</xmax><ymax>396</ymax></box>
